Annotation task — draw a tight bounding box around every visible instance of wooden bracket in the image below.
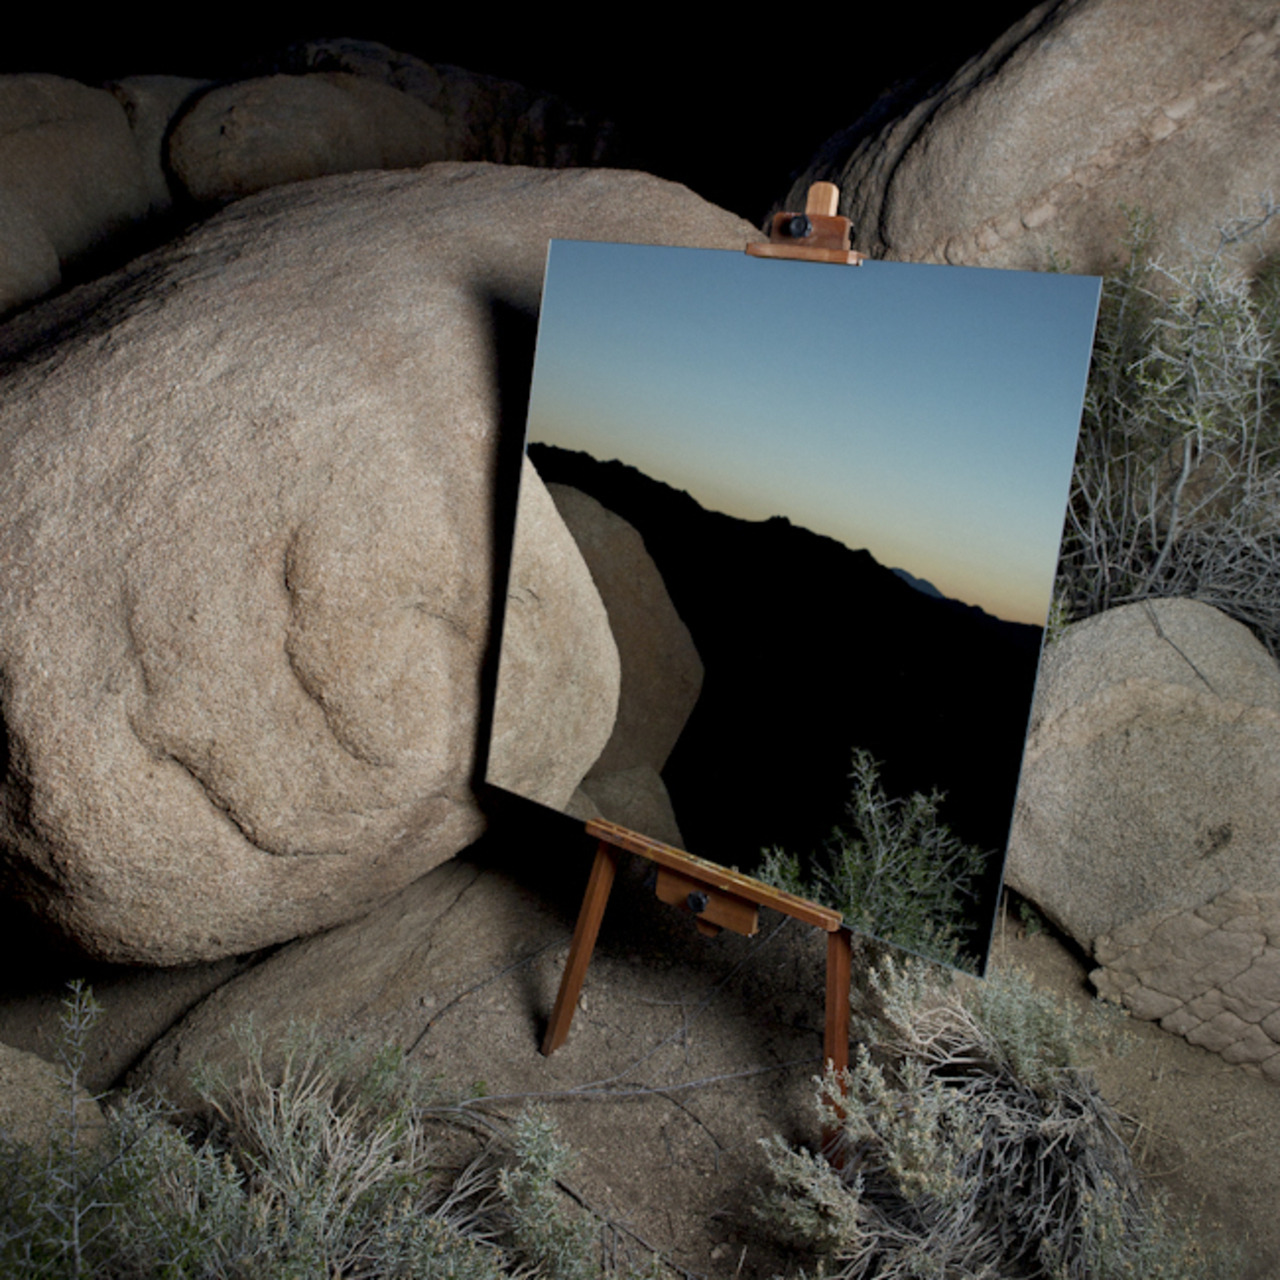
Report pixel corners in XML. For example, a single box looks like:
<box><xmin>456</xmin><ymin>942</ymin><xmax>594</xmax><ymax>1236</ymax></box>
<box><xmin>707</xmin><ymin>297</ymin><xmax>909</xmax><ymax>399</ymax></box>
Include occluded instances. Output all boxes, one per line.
<box><xmin>747</xmin><ymin>181</ymin><xmax>864</xmax><ymax>266</ymax></box>
<box><xmin>540</xmin><ymin>818</ymin><xmax>854</xmax><ymax>1158</ymax></box>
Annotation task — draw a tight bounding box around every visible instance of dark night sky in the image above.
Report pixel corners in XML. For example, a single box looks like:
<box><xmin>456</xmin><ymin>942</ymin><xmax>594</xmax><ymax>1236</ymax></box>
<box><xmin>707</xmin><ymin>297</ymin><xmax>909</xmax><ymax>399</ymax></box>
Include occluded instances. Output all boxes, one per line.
<box><xmin>6</xmin><ymin>6</ymin><xmax>1050</xmax><ymax>224</ymax></box>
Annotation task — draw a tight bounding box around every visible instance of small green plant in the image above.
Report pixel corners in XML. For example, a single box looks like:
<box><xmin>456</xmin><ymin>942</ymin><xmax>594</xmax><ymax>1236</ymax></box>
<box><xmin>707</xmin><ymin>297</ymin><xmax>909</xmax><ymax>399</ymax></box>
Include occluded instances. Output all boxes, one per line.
<box><xmin>757</xmin><ymin>958</ymin><xmax>1234</xmax><ymax>1280</ymax></box>
<box><xmin>758</xmin><ymin>748</ymin><xmax>988</xmax><ymax>970</ymax></box>
<box><xmin>1017</xmin><ymin>896</ymin><xmax>1045</xmax><ymax>936</ymax></box>
<box><xmin>1058</xmin><ymin>200</ymin><xmax>1280</xmax><ymax>656</ymax></box>
<box><xmin>0</xmin><ymin>983</ymin><xmax>657</xmax><ymax>1279</ymax></box>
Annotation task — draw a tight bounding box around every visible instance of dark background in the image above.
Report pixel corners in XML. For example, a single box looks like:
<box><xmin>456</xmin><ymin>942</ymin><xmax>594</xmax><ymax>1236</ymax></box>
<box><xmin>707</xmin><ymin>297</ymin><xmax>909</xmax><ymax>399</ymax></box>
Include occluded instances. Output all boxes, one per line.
<box><xmin>6</xmin><ymin>6</ymin><xmax>1048</xmax><ymax>225</ymax></box>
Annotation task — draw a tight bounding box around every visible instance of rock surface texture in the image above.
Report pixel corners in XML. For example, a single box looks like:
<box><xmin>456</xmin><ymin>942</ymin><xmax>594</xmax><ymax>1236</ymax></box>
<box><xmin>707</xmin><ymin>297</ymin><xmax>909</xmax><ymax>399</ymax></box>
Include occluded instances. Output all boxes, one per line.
<box><xmin>0</xmin><ymin>164</ymin><xmax>760</xmax><ymax>964</ymax></box>
<box><xmin>577</xmin><ymin>765</ymin><xmax>687</xmax><ymax>850</ymax></box>
<box><xmin>1008</xmin><ymin>598</ymin><xmax>1280</xmax><ymax>1073</ymax></box>
<box><xmin>783</xmin><ymin>0</ymin><xmax>1280</xmax><ymax>273</ymax></box>
<box><xmin>519</xmin><ymin>483</ymin><xmax>702</xmax><ymax>846</ymax></box>
<box><xmin>0</xmin><ymin>1040</ymin><xmax>106</xmax><ymax>1154</ymax></box>
<box><xmin>1092</xmin><ymin>888</ymin><xmax>1280</xmax><ymax>1080</ymax></box>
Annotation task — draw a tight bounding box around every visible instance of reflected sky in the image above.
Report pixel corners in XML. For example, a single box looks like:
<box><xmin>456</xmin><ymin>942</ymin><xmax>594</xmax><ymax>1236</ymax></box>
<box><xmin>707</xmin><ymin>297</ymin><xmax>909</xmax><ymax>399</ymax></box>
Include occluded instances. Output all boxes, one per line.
<box><xmin>526</xmin><ymin>241</ymin><xmax>1100</xmax><ymax>626</ymax></box>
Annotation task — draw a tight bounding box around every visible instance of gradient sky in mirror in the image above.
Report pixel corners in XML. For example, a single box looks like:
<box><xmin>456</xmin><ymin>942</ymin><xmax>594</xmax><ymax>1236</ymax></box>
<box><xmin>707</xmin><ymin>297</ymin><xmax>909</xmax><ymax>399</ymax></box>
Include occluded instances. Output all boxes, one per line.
<box><xmin>526</xmin><ymin>241</ymin><xmax>1100</xmax><ymax>626</ymax></box>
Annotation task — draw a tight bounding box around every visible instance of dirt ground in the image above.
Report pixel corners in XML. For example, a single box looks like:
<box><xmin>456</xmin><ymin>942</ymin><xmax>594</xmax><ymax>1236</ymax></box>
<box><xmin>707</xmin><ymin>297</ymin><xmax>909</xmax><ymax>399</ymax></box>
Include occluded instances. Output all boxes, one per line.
<box><xmin>1</xmin><ymin>844</ymin><xmax>1277</xmax><ymax>1279</ymax></box>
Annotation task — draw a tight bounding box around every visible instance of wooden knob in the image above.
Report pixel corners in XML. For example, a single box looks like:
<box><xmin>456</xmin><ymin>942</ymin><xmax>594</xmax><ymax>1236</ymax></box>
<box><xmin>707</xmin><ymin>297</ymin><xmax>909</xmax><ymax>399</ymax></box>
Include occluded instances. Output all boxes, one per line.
<box><xmin>805</xmin><ymin>182</ymin><xmax>840</xmax><ymax>217</ymax></box>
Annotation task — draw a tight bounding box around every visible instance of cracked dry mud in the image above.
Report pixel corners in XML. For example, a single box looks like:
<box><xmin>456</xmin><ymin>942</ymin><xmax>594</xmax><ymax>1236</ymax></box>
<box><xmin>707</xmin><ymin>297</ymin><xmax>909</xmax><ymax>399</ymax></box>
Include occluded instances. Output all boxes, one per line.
<box><xmin>1</xmin><ymin>839</ymin><xmax>1277</xmax><ymax>1278</ymax></box>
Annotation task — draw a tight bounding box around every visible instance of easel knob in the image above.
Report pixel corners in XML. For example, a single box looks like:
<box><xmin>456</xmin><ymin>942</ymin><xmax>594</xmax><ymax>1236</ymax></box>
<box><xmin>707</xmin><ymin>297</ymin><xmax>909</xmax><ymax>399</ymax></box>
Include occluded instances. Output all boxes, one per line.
<box><xmin>805</xmin><ymin>182</ymin><xmax>840</xmax><ymax>218</ymax></box>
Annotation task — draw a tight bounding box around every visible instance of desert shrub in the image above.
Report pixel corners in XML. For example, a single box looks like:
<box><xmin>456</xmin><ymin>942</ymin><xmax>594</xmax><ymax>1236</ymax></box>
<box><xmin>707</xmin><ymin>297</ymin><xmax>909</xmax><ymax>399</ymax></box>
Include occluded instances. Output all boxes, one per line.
<box><xmin>499</xmin><ymin>1106</ymin><xmax>602</xmax><ymax>1280</ymax></box>
<box><xmin>757</xmin><ymin>958</ymin><xmax>1235</xmax><ymax>1280</ymax></box>
<box><xmin>758</xmin><ymin>749</ymin><xmax>987</xmax><ymax>970</ymax></box>
<box><xmin>0</xmin><ymin>982</ymin><xmax>653</xmax><ymax>1279</ymax></box>
<box><xmin>1057</xmin><ymin>201</ymin><xmax>1280</xmax><ymax>656</ymax></box>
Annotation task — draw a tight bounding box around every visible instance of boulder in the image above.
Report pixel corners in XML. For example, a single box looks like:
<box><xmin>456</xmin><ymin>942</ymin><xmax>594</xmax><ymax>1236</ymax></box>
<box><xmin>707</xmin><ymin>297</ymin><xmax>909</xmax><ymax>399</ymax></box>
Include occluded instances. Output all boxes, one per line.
<box><xmin>167</xmin><ymin>73</ymin><xmax>450</xmax><ymax>203</ymax></box>
<box><xmin>0</xmin><ymin>163</ymin><xmax>760</xmax><ymax>965</ymax></box>
<box><xmin>546</xmin><ymin>483</ymin><xmax>703</xmax><ymax>777</ymax></box>
<box><xmin>266</xmin><ymin>38</ymin><xmax>621</xmax><ymax>168</ymax></box>
<box><xmin>0</xmin><ymin>74</ymin><xmax>153</xmax><ymax>316</ymax></box>
<box><xmin>0</xmin><ymin>1040</ymin><xmax>106</xmax><ymax>1155</ymax></box>
<box><xmin>487</xmin><ymin>465</ymin><xmax>620</xmax><ymax>812</ymax></box>
<box><xmin>107</xmin><ymin>76</ymin><xmax>211</xmax><ymax>215</ymax></box>
<box><xmin>783</xmin><ymin>0</ymin><xmax>1280</xmax><ymax>273</ymax></box>
<box><xmin>578</xmin><ymin>766</ymin><xmax>687</xmax><ymax>850</ymax></box>
<box><xmin>123</xmin><ymin>855</ymin><xmax>567</xmax><ymax>1112</ymax></box>
<box><xmin>1092</xmin><ymin>887</ymin><xmax>1280</xmax><ymax>1081</ymax></box>
<box><xmin>1008</xmin><ymin>597</ymin><xmax>1280</xmax><ymax>1070</ymax></box>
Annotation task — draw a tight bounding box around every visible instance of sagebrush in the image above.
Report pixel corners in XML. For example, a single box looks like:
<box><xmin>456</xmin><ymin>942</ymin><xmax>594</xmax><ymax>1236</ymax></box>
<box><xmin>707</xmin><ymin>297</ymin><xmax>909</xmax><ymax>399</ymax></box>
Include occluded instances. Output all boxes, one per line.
<box><xmin>757</xmin><ymin>958</ymin><xmax>1236</xmax><ymax>1280</ymax></box>
<box><xmin>759</xmin><ymin>748</ymin><xmax>987</xmax><ymax>970</ymax></box>
<box><xmin>0</xmin><ymin>981</ymin><xmax>654</xmax><ymax>1279</ymax></box>
<box><xmin>1057</xmin><ymin>201</ymin><xmax>1280</xmax><ymax>655</ymax></box>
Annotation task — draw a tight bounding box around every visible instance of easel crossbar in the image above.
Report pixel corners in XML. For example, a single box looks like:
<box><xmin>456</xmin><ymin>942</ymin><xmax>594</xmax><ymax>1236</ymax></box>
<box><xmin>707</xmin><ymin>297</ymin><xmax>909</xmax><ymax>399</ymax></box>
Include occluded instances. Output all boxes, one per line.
<box><xmin>584</xmin><ymin>819</ymin><xmax>842</xmax><ymax>932</ymax></box>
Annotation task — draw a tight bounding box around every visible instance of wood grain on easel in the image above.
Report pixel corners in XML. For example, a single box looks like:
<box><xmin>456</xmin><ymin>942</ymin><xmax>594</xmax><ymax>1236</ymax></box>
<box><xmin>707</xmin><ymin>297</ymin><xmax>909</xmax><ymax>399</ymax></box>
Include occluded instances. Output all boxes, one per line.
<box><xmin>540</xmin><ymin>840</ymin><xmax>620</xmax><ymax>1055</ymax></box>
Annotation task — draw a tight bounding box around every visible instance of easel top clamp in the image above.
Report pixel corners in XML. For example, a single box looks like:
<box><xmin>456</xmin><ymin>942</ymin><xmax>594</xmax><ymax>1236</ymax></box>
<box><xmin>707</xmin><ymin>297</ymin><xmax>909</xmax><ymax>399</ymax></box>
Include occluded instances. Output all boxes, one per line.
<box><xmin>539</xmin><ymin>189</ymin><xmax>866</xmax><ymax>1159</ymax></box>
<box><xmin>746</xmin><ymin>181</ymin><xmax>864</xmax><ymax>265</ymax></box>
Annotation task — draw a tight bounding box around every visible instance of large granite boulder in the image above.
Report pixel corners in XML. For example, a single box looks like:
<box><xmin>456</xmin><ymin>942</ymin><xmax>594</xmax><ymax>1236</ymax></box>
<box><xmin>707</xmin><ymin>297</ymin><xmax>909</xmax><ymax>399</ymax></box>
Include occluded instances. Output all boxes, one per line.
<box><xmin>1008</xmin><ymin>598</ymin><xmax>1280</xmax><ymax>1075</ymax></box>
<box><xmin>546</xmin><ymin>484</ymin><xmax>702</xmax><ymax>778</ymax></box>
<box><xmin>0</xmin><ymin>163</ymin><xmax>760</xmax><ymax>965</ymax></box>
<box><xmin>532</xmin><ymin>483</ymin><xmax>702</xmax><ymax>848</ymax></box>
<box><xmin>167</xmin><ymin>73</ymin><xmax>450</xmax><ymax>203</ymax></box>
<box><xmin>783</xmin><ymin>0</ymin><xmax>1280</xmax><ymax>273</ymax></box>
<box><xmin>486</xmin><ymin>466</ymin><xmax>620</xmax><ymax>812</ymax></box>
<box><xmin>0</xmin><ymin>74</ymin><xmax>153</xmax><ymax>317</ymax></box>
<box><xmin>2</xmin><ymin>41</ymin><xmax>621</xmax><ymax>319</ymax></box>
<box><xmin>577</xmin><ymin>765</ymin><xmax>687</xmax><ymax>850</ymax></box>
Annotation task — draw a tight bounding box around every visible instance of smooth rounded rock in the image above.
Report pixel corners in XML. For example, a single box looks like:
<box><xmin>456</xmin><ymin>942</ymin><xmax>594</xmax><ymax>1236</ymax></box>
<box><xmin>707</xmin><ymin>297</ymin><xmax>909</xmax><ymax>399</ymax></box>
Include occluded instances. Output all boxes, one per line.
<box><xmin>1010</xmin><ymin>597</ymin><xmax>1280</xmax><ymax>1077</ymax></box>
<box><xmin>784</xmin><ymin>1</ymin><xmax>1280</xmax><ymax>273</ymax></box>
<box><xmin>546</xmin><ymin>483</ymin><xmax>703</xmax><ymax>777</ymax></box>
<box><xmin>107</xmin><ymin>75</ymin><xmax>211</xmax><ymax>214</ymax></box>
<box><xmin>0</xmin><ymin>1041</ymin><xmax>106</xmax><ymax>1154</ymax></box>
<box><xmin>0</xmin><ymin>163</ymin><xmax>759</xmax><ymax>964</ymax></box>
<box><xmin>168</xmin><ymin>72</ymin><xmax>450</xmax><ymax>203</ymax></box>
<box><xmin>487</xmin><ymin>464</ymin><xmax>620</xmax><ymax>812</ymax></box>
<box><xmin>1009</xmin><ymin>598</ymin><xmax>1280</xmax><ymax>943</ymax></box>
<box><xmin>0</xmin><ymin>74</ymin><xmax>152</xmax><ymax>316</ymax></box>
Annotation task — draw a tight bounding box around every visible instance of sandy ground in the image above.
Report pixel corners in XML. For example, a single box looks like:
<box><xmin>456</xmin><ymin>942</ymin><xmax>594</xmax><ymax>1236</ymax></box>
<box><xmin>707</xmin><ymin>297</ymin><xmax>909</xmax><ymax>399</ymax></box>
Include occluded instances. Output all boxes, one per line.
<box><xmin>1</xmin><ymin>842</ymin><xmax>1276</xmax><ymax>1279</ymax></box>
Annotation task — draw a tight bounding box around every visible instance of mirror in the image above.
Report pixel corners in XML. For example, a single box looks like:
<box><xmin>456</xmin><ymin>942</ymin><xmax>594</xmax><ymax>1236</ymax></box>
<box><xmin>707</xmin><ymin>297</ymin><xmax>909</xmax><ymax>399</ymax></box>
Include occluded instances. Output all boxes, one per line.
<box><xmin>487</xmin><ymin>239</ymin><xmax>1100</xmax><ymax>973</ymax></box>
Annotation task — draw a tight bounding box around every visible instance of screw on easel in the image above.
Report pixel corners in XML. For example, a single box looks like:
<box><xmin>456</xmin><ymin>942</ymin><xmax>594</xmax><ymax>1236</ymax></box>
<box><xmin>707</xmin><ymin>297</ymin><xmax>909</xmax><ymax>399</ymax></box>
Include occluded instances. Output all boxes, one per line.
<box><xmin>686</xmin><ymin>890</ymin><xmax>710</xmax><ymax>914</ymax></box>
<box><xmin>782</xmin><ymin>214</ymin><xmax>813</xmax><ymax>239</ymax></box>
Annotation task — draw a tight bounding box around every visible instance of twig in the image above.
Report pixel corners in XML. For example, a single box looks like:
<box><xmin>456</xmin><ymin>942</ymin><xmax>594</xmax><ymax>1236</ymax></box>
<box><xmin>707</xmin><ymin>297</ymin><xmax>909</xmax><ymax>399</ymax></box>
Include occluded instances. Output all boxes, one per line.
<box><xmin>463</xmin><ymin>1059</ymin><xmax>820</xmax><ymax>1108</ymax></box>
<box><xmin>407</xmin><ymin>938</ymin><xmax>564</xmax><ymax>1055</ymax></box>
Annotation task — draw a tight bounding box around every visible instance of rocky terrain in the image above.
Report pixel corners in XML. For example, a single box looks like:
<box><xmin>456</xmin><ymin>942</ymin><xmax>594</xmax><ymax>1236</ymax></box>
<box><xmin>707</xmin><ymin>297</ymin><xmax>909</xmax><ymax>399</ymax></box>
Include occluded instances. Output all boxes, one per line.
<box><xmin>2</xmin><ymin>4</ymin><xmax>1279</xmax><ymax>1274</ymax></box>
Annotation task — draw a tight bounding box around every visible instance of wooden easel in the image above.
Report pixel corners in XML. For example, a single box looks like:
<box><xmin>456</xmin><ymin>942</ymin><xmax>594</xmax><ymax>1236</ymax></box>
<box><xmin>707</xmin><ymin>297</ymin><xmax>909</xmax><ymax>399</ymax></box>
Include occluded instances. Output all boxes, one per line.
<box><xmin>541</xmin><ymin>818</ymin><xmax>852</xmax><ymax>1069</ymax></box>
<box><xmin>539</xmin><ymin>184</ymin><xmax>864</xmax><ymax>1157</ymax></box>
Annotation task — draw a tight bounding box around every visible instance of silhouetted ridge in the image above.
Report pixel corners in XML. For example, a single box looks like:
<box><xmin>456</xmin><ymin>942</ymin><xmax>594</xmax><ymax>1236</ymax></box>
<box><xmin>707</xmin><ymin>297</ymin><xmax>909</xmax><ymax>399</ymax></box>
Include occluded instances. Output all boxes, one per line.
<box><xmin>530</xmin><ymin>444</ymin><xmax>1044</xmax><ymax>954</ymax></box>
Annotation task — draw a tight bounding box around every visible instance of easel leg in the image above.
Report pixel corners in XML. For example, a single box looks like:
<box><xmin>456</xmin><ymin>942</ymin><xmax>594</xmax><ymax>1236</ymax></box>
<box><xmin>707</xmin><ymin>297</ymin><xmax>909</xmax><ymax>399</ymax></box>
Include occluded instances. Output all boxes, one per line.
<box><xmin>541</xmin><ymin>840</ymin><xmax>620</xmax><ymax>1056</ymax></box>
<box><xmin>822</xmin><ymin>926</ymin><xmax>853</xmax><ymax>1158</ymax></box>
